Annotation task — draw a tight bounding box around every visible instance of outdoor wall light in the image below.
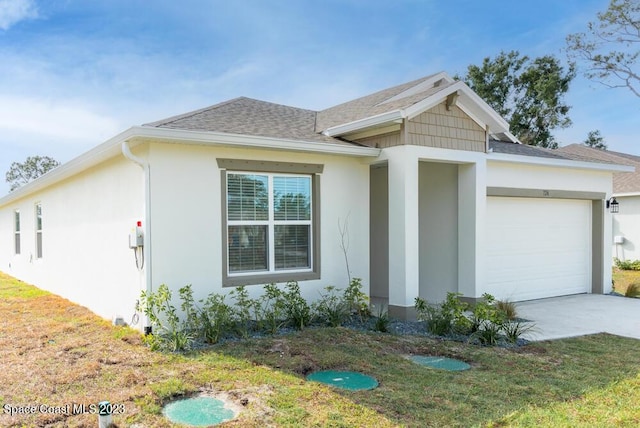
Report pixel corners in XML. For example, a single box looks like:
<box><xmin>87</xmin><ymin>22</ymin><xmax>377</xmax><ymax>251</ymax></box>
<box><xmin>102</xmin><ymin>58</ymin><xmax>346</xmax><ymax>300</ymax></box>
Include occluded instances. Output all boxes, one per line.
<box><xmin>607</xmin><ymin>197</ymin><xmax>619</xmax><ymax>213</ymax></box>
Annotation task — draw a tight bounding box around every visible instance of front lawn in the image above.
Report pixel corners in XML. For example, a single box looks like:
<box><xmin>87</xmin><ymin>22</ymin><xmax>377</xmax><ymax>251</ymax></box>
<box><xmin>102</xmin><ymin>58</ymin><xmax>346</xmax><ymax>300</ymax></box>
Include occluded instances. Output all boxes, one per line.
<box><xmin>1</xmin><ymin>272</ymin><xmax>639</xmax><ymax>427</ymax></box>
<box><xmin>613</xmin><ymin>267</ymin><xmax>640</xmax><ymax>296</ymax></box>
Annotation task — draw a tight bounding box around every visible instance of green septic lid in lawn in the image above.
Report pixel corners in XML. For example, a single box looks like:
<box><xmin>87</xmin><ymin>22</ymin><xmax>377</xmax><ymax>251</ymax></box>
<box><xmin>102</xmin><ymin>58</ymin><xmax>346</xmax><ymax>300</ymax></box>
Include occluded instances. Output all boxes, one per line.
<box><xmin>163</xmin><ymin>396</ymin><xmax>236</xmax><ymax>426</ymax></box>
<box><xmin>410</xmin><ymin>355</ymin><xmax>471</xmax><ymax>371</ymax></box>
<box><xmin>306</xmin><ymin>370</ymin><xmax>378</xmax><ymax>390</ymax></box>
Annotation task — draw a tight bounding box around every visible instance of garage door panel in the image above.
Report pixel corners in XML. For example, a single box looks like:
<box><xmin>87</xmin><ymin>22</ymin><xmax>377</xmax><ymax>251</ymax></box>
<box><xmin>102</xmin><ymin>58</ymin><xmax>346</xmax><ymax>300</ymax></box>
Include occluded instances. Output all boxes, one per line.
<box><xmin>486</xmin><ymin>197</ymin><xmax>591</xmax><ymax>301</ymax></box>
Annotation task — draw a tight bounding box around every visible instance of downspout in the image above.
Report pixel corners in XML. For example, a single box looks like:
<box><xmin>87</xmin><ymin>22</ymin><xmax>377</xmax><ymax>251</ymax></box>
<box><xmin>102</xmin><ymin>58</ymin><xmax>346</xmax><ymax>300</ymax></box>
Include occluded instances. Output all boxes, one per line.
<box><xmin>121</xmin><ymin>141</ymin><xmax>153</xmax><ymax>333</ymax></box>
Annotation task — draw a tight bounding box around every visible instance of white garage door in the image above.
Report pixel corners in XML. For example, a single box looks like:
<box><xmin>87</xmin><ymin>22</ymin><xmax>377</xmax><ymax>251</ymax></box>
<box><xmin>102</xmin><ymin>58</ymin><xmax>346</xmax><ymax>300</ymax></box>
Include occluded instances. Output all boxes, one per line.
<box><xmin>486</xmin><ymin>197</ymin><xmax>591</xmax><ymax>301</ymax></box>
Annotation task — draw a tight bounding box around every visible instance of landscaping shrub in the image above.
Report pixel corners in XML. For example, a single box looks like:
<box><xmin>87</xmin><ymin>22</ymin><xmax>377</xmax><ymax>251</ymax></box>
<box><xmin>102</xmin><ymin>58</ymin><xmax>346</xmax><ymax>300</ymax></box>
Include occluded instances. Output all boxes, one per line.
<box><xmin>140</xmin><ymin>280</ymin><xmax>532</xmax><ymax>353</ymax></box>
<box><xmin>415</xmin><ymin>292</ymin><xmax>471</xmax><ymax>336</ymax></box>
<box><xmin>373</xmin><ymin>305</ymin><xmax>390</xmax><ymax>333</ymax></box>
<box><xmin>415</xmin><ymin>292</ymin><xmax>533</xmax><ymax>346</ymax></box>
<box><xmin>344</xmin><ymin>277</ymin><xmax>371</xmax><ymax>321</ymax></box>
<box><xmin>314</xmin><ymin>286</ymin><xmax>350</xmax><ymax>327</ymax></box>
<box><xmin>229</xmin><ymin>285</ymin><xmax>259</xmax><ymax>338</ymax></box>
<box><xmin>283</xmin><ymin>281</ymin><xmax>312</xmax><ymax>330</ymax></box>
<box><xmin>200</xmin><ymin>293</ymin><xmax>233</xmax><ymax>344</ymax></box>
<box><xmin>614</xmin><ymin>258</ymin><xmax>640</xmax><ymax>271</ymax></box>
<box><xmin>256</xmin><ymin>283</ymin><xmax>287</xmax><ymax>334</ymax></box>
<box><xmin>139</xmin><ymin>284</ymin><xmax>194</xmax><ymax>352</ymax></box>
<box><xmin>496</xmin><ymin>299</ymin><xmax>517</xmax><ymax>320</ymax></box>
<box><xmin>625</xmin><ymin>283</ymin><xmax>640</xmax><ymax>298</ymax></box>
<box><xmin>502</xmin><ymin>320</ymin><xmax>535</xmax><ymax>344</ymax></box>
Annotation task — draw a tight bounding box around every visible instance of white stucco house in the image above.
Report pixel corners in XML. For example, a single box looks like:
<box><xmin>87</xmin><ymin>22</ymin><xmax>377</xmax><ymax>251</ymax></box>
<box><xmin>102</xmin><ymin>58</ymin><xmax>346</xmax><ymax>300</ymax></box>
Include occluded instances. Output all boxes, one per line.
<box><xmin>557</xmin><ymin>144</ymin><xmax>640</xmax><ymax>262</ymax></box>
<box><xmin>0</xmin><ymin>72</ymin><xmax>631</xmax><ymax>326</ymax></box>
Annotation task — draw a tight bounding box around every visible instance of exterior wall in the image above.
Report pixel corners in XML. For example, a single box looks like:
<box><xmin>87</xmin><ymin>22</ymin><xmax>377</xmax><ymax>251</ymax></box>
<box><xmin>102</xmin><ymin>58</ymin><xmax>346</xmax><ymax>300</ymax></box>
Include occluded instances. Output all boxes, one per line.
<box><xmin>487</xmin><ymin>162</ymin><xmax>613</xmax><ymax>193</ymax></box>
<box><xmin>355</xmin><ymin>131</ymin><xmax>401</xmax><ymax>149</ymax></box>
<box><xmin>0</xmin><ymin>154</ymin><xmax>145</xmax><ymax>322</ymax></box>
<box><xmin>418</xmin><ymin>162</ymin><xmax>458</xmax><ymax>301</ymax></box>
<box><xmin>147</xmin><ymin>143</ymin><xmax>370</xmax><ymax>304</ymax></box>
<box><xmin>612</xmin><ymin>195</ymin><xmax>640</xmax><ymax>262</ymax></box>
<box><xmin>406</xmin><ymin>103</ymin><xmax>485</xmax><ymax>152</ymax></box>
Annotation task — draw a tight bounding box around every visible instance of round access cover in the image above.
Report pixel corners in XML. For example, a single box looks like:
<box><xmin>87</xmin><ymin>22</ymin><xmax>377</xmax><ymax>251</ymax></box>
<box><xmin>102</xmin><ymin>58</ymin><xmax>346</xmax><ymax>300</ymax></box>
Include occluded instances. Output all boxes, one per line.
<box><xmin>163</xmin><ymin>396</ymin><xmax>236</xmax><ymax>426</ymax></box>
<box><xmin>306</xmin><ymin>370</ymin><xmax>378</xmax><ymax>390</ymax></box>
<box><xmin>409</xmin><ymin>355</ymin><xmax>471</xmax><ymax>371</ymax></box>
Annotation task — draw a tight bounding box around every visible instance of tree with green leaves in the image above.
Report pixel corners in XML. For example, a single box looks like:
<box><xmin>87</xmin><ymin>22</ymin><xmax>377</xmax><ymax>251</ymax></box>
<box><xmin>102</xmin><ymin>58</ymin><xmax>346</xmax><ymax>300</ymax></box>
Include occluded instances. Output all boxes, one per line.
<box><xmin>566</xmin><ymin>0</ymin><xmax>640</xmax><ymax>97</ymax></box>
<box><xmin>460</xmin><ymin>50</ymin><xmax>576</xmax><ymax>148</ymax></box>
<box><xmin>584</xmin><ymin>130</ymin><xmax>608</xmax><ymax>150</ymax></box>
<box><xmin>5</xmin><ymin>156</ymin><xmax>60</xmax><ymax>191</ymax></box>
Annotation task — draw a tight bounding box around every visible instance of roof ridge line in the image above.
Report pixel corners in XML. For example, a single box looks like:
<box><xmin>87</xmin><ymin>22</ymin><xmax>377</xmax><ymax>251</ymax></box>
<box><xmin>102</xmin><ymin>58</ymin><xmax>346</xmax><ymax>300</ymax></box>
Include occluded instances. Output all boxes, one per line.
<box><xmin>144</xmin><ymin>97</ymin><xmax>248</xmax><ymax>127</ymax></box>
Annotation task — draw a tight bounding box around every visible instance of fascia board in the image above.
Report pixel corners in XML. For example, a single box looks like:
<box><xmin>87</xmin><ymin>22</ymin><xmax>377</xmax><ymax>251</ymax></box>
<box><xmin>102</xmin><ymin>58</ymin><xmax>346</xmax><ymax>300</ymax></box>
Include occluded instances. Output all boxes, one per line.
<box><xmin>133</xmin><ymin>126</ymin><xmax>381</xmax><ymax>157</ymax></box>
<box><xmin>503</xmin><ymin>131</ymin><xmax>521</xmax><ymax>144</ymax></box>
<box><xmin>613</xmin><ymin>191</ymin><xmax>640</xmax><ymax>197</ymax></box>
<box><xmin>488</xmin><ymin>152</ymin><xmax>635</xmax><ymax>172</ymax></box>
<box><xmin>0</xmin><ymin>127</ymin><xmax>138</xmax><ymax>207</ymax></box>
<box><xmin>322</xmin><ymin>110</ymin><xmax>404</xmax><ymax>137</ymax></box>
<box><xmin>457</xmin><ymin>84</ymin><xmax>510</xmax><ymax>131</ymax></box>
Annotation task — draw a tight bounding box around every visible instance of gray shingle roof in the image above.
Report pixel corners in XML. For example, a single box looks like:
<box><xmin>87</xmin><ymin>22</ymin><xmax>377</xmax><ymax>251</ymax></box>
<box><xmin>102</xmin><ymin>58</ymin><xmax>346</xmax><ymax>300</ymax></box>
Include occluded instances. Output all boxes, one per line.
<box><xmin>556</xmin><ymin>144</ymin><xmax>640</xmax><ymax>193</ymax></box>
<box><xmin>315</xmin><ymin>73</ymin><xmax>449</xmax><ymax>131</ymax></box>
<box><xmin>489</xmin><ymin>140</ymin><xmax>571</xmax><ymax>160</ymax></box>
<box><xmin>144</xmin><ymin>97</ymin><xmax>355</xmax><ymax>146</ymax></box>
<box><xmin>140</xmin><ymin>77</ymin><xmax>635</xmax><ymax>178</ymax></box>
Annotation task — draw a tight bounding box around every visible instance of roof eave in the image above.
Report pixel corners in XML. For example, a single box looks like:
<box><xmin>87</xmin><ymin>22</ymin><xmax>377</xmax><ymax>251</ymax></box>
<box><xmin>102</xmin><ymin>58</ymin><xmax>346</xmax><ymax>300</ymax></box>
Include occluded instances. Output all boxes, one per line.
<box><xmin>0</xmin><ymin>127</ymin><xmax>139</xmax><ymax>207</ymax></box>
<box><xmin>0</xmin><ymin>126</ymin><xmax>380</xmax><ymax>207</ymax></box>
<box><xmin>135</xmin><ymin>126</ymin><xmax>381</xmax><ymax>157</ymax></box>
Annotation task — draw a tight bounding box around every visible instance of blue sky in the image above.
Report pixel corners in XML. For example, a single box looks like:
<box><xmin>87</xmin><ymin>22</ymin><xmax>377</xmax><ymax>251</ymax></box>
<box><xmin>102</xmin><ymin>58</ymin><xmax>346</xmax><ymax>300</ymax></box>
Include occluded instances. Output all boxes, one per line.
<box><xmin>0</xmin><ymin>0</ymin><xmax>638</xmax><ymax>195</ymax></box>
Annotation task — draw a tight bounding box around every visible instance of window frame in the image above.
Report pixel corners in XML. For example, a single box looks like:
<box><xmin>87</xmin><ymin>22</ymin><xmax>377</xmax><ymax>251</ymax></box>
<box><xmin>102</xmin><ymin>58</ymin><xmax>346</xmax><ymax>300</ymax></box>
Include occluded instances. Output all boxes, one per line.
<box><xmin>35</xmin><ymin>203</ymin><xmax>42</xmax><ymax>259</ymax></box>
<box><xmin>218</xmin><ymin>159</ymin><xmax>322</xmax><ymax>287</ymax></box>
<box><xmin>14</xmin><ymin>210</ymin><xmax>21</xmax><ymax>255</ymax></box>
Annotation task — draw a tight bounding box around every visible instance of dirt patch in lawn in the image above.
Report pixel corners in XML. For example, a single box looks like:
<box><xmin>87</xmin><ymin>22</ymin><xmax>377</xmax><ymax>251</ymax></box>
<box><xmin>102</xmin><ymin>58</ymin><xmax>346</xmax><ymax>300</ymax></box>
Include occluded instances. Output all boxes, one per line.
<box><xmin>0</xmin><ymin>273</ymin><xmax>396</xmax><ymax>427</ymax></box>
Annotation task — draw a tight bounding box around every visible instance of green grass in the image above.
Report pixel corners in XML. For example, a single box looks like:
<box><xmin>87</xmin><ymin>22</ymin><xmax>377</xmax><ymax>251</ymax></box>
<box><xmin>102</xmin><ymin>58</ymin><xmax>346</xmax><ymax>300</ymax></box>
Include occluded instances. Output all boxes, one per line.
<box><xmin>613</xmin><ymin>268</ymin><xmax>640</xmax><ymax>296</ymax></box>
<box><xmin>1</xmin><ymin>271</ymin><xmax>640</xmax><ymax>427</ymax></box>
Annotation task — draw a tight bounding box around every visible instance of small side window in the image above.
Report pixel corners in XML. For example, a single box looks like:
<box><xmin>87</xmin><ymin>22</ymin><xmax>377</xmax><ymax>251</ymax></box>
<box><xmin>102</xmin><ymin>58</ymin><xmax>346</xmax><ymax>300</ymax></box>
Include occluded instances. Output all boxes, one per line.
<box><xmin>35</xmin><ymin>203</ymin><xmax>42</xmax><ymax>259</ymax></box>
<box><xmin>14</xmin><ymin>210</ymin><xmax>21</xmax><ymax>255</ymax></box>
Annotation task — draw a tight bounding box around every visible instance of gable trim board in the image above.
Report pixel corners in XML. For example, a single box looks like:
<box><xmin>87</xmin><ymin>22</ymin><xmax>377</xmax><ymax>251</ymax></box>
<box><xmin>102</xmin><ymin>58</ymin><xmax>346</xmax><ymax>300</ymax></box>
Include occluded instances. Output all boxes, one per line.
<box><xmin>0</xmin><ymin>71</ymin><xmax>630</xmax><ymax>326</ymax></box>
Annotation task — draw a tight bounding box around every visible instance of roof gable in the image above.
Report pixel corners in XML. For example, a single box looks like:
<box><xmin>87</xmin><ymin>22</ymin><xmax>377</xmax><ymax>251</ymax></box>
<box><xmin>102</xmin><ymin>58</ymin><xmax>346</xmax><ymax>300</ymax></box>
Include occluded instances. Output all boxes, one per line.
<box><xmin>317</xmin><ymin>73</ymin><xmax>514</xmax><ymax>141</ymax></box>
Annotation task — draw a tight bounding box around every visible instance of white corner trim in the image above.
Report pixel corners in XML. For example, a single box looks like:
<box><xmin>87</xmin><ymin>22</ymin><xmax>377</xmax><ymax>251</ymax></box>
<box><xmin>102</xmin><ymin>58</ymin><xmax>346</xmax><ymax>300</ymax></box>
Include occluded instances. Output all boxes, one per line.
<box><xmin>488</xmin><ymin>152</ymin><xmax>635</xmax><ymax>172</ymax></box>
<box><xmin>322</xmin><ymin>110</ymin><xmax>404</xmax><ymax>137</ymax></box>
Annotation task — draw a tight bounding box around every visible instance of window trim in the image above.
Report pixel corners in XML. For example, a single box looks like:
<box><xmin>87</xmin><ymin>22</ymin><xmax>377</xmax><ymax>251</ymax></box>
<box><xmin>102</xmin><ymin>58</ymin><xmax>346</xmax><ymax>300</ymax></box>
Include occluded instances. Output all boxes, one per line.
<box><xmin>218</xmin><ymin>159</ymin><xmax>322</xmax><ymax>287</ymax></box>
<box><xmin>35</xmin><ymin>203</ymin><xmax>42</xmax><ymax>259</ymax></box>
<box><xmin>14</xmin><ymin>210</ymin><xmax>21</xmax><ymax>255</ymax></box>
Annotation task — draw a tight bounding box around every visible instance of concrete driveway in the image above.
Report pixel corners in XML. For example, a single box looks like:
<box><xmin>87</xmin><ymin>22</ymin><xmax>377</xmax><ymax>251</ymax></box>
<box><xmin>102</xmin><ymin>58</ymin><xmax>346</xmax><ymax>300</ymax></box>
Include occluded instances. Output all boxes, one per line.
<box><xmin>515</xmin><ymin>294</ymin><xmax>640</xmax><ymax>341</ymax></box>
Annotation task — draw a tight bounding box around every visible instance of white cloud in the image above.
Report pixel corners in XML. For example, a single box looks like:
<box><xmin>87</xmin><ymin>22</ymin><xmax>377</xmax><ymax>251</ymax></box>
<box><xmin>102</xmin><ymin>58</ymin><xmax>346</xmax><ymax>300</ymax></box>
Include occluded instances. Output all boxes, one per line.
<box><xmin>0</xmin><ymin>96</ymin><xmax>121</xmax><ymax>143</ymax></box>
<box><xmin>0</xmin><ymin>0</ymin><xmax>38</xmax><ymax>30</ymax></box>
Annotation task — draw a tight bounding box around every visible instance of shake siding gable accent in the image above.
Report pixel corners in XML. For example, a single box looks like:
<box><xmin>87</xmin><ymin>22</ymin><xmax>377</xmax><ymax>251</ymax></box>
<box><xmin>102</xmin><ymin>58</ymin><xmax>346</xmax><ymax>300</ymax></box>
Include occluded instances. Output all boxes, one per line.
<box><xmin>354</xmin><ymin>131</ymin><xmax>402</xmax><ymax>149</ymax></box>
<box><xmin>406</xmin><ymin>103</ymin><xmax>485</xmax><ymax>152</ymax></box>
